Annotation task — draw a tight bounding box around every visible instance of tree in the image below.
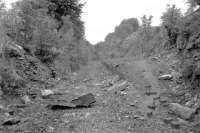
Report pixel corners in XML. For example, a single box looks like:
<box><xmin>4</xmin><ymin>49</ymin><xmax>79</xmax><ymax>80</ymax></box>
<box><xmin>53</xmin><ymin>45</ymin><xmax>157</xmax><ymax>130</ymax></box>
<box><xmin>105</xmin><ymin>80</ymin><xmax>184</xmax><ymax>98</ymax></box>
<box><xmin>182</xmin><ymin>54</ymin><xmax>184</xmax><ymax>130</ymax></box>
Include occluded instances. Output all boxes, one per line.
<box><xmin>0</xmin><ymin>0</ymin><xmax>6</xmax><ymax>57</ymax></box>
<box><xmin>187</xmin><ymin>0</ymin><xmax>200</xmax><ymax>8</ymax></box>
<box><xmin>0</xmin><ymin>0</ymin><xmax>4</xmax><ymax>16</ymax></box>
<box><xmin>161</xmin><ymin>5</ymin><xmax>183</xmax><ymax>47</ymax></box>
<box><xmin>47</xmin><ymin>0</ymin><xmax>85</xmax><ymax>40</ymax></box>
<box><xmin>141</xmin><ymin>15</ymin><xmax>153</xmax><ymax>39</ymax></box>
<box><xmin>139</xmin><ymin>15</ymin><xmax>153</xmax><ymax>54</ymax></box>
<box><xmin>0</xmin><ymin>0</ymin><xmax>90</xmax><ymax>75</ymax></box>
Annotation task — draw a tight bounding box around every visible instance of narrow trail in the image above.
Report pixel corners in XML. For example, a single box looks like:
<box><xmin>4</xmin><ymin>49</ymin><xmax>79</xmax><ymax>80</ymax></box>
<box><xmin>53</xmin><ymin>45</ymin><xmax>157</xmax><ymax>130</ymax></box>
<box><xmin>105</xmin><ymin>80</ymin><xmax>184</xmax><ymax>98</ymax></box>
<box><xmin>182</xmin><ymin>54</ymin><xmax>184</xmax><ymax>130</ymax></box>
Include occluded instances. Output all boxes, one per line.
<box><xmin>1</xmin><ymin>58</ymin><xmax>189</xmax><ymax>133</ymax></box>
<box><xmin>69</xmin><ymin>58</ymin><xmax>185</xmax><ymax>133</ymax></box>
<box><xmin>135</xmin><ymin>60</ymin><xmax>162</xmax><ymax>113</ymax></box>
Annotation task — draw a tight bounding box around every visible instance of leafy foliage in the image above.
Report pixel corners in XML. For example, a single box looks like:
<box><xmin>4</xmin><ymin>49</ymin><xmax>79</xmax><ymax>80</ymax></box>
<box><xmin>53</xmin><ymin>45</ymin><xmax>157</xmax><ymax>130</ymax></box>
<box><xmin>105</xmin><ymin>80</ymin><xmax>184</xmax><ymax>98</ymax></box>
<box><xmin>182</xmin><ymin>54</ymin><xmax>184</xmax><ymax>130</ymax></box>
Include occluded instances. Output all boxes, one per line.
<box><xmin>0</xmin><ymin>0</ymin><xmax>90</xmax><ymax>74</ymax></box>
<box><xmin>161</xmin><ymin>5</ymin><xmax>183</xmax><ymax>48</ymax></box>
<box><xmin>96</xmin><ymin>18</ymin><xmax>139</xmax><ymax>58</ymax></box>
<box><xmin>0</xmin><ymin>0</ymin><xmax>92</xmax><ymax>99</ymax></box>
<box><xmin>187</xmin><ymin>0</ymin><xmax>200</xmax><ymax>8</ymax></box>
<box><xmin>47</xmin><ymin>0</ymin><xmax>85</xmax><ymax>39</ymax></box>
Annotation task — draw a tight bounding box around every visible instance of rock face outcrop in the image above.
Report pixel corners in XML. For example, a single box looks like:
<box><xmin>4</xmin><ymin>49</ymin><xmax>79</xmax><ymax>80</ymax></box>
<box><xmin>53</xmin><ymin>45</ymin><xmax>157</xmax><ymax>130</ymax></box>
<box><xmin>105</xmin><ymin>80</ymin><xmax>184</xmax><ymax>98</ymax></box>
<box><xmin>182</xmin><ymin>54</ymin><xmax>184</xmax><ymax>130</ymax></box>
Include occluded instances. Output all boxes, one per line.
<box><xmin>0</xmin><ymin>42</ymin><xmax>51</xmax><ymax>98</ymax></box>
<box><xmin>14</xmin><ymin>55</ymin><xmax>50</xmax><ymax>82</ymax></box>
<box><xmin>2</xmin><ymin>42</ymin><xmax>51</xmax><ymax>82</ymax></box>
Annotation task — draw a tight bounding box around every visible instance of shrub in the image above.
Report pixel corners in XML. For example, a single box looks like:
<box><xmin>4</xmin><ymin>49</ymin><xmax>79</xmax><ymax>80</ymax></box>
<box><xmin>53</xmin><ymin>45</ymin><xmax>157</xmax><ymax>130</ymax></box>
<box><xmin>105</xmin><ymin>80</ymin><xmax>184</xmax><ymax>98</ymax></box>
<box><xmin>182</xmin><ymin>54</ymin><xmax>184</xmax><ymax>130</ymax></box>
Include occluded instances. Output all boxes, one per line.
<box><xmin>34</xmin><ymin>45</ymin><xmax>59</xmax><ymax>64</ymax></box>
<box><xmin>0</xmin><ymin>68</ymin><xmax>26</xmax><ymax>97</ymax></box>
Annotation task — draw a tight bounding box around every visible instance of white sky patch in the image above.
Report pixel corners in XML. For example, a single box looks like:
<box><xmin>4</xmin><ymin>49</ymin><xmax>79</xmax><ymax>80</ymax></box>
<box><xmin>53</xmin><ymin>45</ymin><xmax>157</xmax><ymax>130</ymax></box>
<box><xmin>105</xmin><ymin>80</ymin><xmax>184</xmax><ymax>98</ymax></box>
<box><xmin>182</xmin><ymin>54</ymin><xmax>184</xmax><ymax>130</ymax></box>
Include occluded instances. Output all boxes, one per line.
<box><xmin>5</xmin><ymin>0</ymin><xmax>189</xmax><ymax>44</ymax></box>
<box><xmin>81</xmin><ymin>0</ymin><xmax>188</xmax><ymax>44</ymax></box>
<box><xmin>4</xmin><ymin>0</ymin><xmax>18</xmax><ymax>8</ymax></box>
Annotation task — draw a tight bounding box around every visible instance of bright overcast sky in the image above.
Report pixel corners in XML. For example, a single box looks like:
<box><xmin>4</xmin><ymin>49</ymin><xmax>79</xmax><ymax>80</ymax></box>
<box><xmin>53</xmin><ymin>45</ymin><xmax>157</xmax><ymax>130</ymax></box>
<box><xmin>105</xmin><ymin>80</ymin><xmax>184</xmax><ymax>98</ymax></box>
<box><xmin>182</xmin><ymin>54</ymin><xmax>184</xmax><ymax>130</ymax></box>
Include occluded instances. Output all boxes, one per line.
<box><xmin>81</xmin><ymin>0</ymin><xmax>188</xmax><ymax>44</ymax></box>
<box><xmin>5</xmin><ymin>0</ymin><xmax>188</xmax><ymax>44</ymax></box>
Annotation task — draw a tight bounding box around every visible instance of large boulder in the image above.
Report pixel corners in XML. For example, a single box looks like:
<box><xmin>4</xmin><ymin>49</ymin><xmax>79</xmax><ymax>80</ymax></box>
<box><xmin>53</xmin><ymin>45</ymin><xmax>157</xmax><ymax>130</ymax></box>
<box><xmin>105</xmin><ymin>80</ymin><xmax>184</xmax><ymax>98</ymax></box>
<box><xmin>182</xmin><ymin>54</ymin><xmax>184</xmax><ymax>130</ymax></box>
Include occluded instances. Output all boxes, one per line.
<box><xmin>169</xmin><ymin>103</ymin><xmax>196</xmax><ymax>120</ymax></box>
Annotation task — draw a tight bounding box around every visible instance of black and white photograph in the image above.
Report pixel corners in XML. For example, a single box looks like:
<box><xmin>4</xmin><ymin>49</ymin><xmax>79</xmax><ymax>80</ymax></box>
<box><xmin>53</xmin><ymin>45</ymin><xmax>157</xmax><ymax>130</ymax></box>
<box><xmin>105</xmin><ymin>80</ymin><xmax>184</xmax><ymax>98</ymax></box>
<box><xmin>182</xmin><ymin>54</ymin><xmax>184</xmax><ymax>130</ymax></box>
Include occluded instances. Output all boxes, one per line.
<box><xmin>0</xmin><ymin>0</ymin><xmax>199</xmax><ymax>132</ymax></box>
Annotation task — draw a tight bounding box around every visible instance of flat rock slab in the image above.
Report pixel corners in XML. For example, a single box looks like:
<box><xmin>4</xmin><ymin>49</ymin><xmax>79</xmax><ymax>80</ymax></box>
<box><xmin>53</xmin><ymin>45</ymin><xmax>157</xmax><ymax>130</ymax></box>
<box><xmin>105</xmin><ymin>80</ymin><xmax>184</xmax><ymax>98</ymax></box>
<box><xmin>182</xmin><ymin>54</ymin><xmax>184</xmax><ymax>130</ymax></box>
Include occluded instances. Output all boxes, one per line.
<box><xmin>47</xmin><ymin>103</ymin><xmax>76</xmax><ymax>110</ymax></box>
<box><xmin>2</xmin><ymin>118</ymin><xmax>20</xmax><ymax>126</ymax></box>
<box><xmin>163</xmin><ymin>117</ymin><xmax>173</xmax><ymax>124</ymax></box>
<box><xmin>71</xmin><ymin>93</ymin><xmax>96</xmax><ymax>107</ymax></box>
<box><xmin>47</xmin><ymin>93</ymin><xmax>96</xmax><ymax>110</ymax></box>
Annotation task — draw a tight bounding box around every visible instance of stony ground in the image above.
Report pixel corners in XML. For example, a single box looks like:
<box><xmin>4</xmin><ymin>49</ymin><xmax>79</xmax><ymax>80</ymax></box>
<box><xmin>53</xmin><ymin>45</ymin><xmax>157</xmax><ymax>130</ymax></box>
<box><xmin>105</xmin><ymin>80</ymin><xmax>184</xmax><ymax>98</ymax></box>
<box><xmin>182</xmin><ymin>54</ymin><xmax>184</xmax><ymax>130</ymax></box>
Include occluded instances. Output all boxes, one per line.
<box><xmin>0</xmin><ymin>57</ymin><xmax>199</xmax><ymax>133</ymax></box>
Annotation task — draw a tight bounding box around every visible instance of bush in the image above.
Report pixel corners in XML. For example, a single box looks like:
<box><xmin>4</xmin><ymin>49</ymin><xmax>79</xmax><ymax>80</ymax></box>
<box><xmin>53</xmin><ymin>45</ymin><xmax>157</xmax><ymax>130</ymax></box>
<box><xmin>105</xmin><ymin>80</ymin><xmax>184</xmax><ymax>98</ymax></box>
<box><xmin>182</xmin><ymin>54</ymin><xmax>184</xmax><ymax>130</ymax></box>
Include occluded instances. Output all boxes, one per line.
<box><xmin>34</xmin><ymin>45</ymin><xmax>59</xmax><ymax>64</ymax></box>
<box><xmin>0</xmin><ymin>68</ymin><xmax>26</xmax><ymax>97</ymax></box>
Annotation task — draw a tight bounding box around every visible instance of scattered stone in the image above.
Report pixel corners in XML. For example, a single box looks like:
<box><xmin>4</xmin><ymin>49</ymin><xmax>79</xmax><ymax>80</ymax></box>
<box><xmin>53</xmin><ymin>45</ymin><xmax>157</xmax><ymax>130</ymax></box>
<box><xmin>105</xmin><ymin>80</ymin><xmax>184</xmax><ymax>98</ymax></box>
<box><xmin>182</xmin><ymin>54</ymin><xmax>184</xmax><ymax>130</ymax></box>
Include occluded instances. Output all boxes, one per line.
<box><xmin>0</xmin><ymin>104</ymin><xmax>6</xmax><ymax>111</ymax></box>
<box><xmin>147</xmin><ymin>111</ymin><xmax>153</xmax><ymax>117</ymax></box>
<box><xmin>41</xmin><ymin>89</ymin><xmax>54</xmax><ymax>97</ymax></box>
<box><xmin>188</xmin><ymin>131</ymin><xmax>194</xmax><ymax>133</ymax></box>
<box><xmin>47</xmin><ymin>126</ymin><xmax>55</xmax><ymax>133</ymax></box>
<box><xmin>153</xmin><ymin>96</ymin><xmax>160</xmax><ymax>101</ymax></box>
<box><xmin>21</xmin><ymin>95</ymin><xmax>31</xmax><ymax>104</ymax></box>
<box><xmin>159</xmin><ymin>97</ymin><xmax>168</xmax><ymax>103</ymax></box>
<box><xmin>163</xmin><ymin>117</ymin><xmax>173</xmax><ymax>124</ymax></box>
<box><xmin>4</xmin><ymin>112</ymin><xmax>11</xmax><ymax>117</ymax></box>
<box><xmin>4</xmin><ymin>42</ymin><xmax>24</xmax><ymax>58</ymax></box>
<box><xmin>120</xmin><ymin>91</ymin><xmax>127</xmax><ymax>95</ymax></box>
<box><xmin>185</xmin><ymin>100</ymin><xmax>194</xmax><ymax>107</ymax></box>
<box><xmin>8</xmin><ymin>111</ymin><xmax>14</xmax><ymax>116</ymax></box>
<box><xmin>2</xmin><ymin>118</ymin><xmax>20</xmax><ymax>126</ymax></box>
<box><xmin>114</xmin><ymin>64</ymin><xmax>120</xmax><ymax>68</ymax></box>
<box><xmin>71</xmin><ymin>93</ymin><xmax>96</xmax><ymax>107</ymax></box>
<box><xmin>170</xmin><ymin>121</ymin><xmax>180</xmax><ymax>129</ymax></box>
<box><xmin>151</xmin><ymin>57</ymin><xmax>159</xmax><ymax>61</ymax></box>
<box><xmin>120</xmin><ymin>87</ymin><xmax>126</xmax><ymax>91</ymax></box>
<box><xmin>83</xmin><ymin>78</ymin><xmax>91</xmax><ymax>82</ymax></box>
<box><xmin>148</xmin><ymin>102</ymin><xmax>156</xmax><ymax>110</ymax></box>
<box><xmin>9</xmin><ymin>104</ymin><xmax>27</xmax><ymax>109</ymax></box>
<box><xmin>145</xmin><ymin>91</ymin><xmax>157</xmax><ymax>96</ymax></box>
<box><xmin>171</xmin><ymin>71</ymin><xmax>182</xmax><ymax>80</ymax></box>
<box><xmin>159</xmin><ymin>74</ymin><xmax>173</xmax><ymax>80</ymax></box>
<box><xmin>167</xmin><ymin>117</ymin><xmax>189</xmax><ymax>128</ymax></box>
<box><xmin>0</xmin><ymin>90</ymin><xmax>2</xmax><ymax>97</ymax></box>
<box><xmin>47</xmin><ymin>103</ymin><xmax>76</xmax><ymax>110</ymax></box>
<box><xmin>169</xmin><ymin>103</ymin><xmax>196</xmax><ymax>120</ymax></box>
<box><xmin>176</xmin><ymin>118</ymin><xmax>189</xmax><ymax>126</ymax></box>
<box><xmin>108</xmin><ymin>81</ymin><xmax>128</xmax><ymax>91</ymax></box>
<box><xmin>107</xmin><ymin>82</ymin><xmax>114</xmax><ymax>87</ymax></box>
<box><xmin>133</xmin><ymin>115</ymin><xmax>145</xmax><ymax>120</ymax></box>
<box><xmin>129</xmin><ymin>103</ymin><xmax>136</xmax><ymax>107</ymax></box>
<box><xmin>111</xmin><ymin>75</ymin><xmax>120</xmax><ymax>84</ymax></box>
<box><xmin>136</xmin><ymin>94</ymin><xmax>141</xmax><ymax>98</ymax></box>
<box><xmin>144</xmin><ymin>84</ymin><xmax>152</xmax><ymax>88</ymax></box>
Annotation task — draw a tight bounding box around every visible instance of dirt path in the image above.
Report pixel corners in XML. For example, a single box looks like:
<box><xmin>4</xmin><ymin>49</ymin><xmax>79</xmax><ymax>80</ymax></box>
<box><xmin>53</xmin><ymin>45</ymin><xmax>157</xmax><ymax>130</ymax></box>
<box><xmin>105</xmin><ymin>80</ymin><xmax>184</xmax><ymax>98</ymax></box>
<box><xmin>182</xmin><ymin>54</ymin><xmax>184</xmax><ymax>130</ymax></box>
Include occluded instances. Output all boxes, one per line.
<box><xmin>53</xmin><ymin>58</ymin><xmax>185</xmax><ymax>133</ymax></box>
<box><xmin>0</xmin><ymin>58</ymin><xmax>189</xmax><ymax>133</ymax></box>
<box><xmin>135</xmin><ymin>60</ymin><xmax>162</xmax><ymax>114</ymax></box>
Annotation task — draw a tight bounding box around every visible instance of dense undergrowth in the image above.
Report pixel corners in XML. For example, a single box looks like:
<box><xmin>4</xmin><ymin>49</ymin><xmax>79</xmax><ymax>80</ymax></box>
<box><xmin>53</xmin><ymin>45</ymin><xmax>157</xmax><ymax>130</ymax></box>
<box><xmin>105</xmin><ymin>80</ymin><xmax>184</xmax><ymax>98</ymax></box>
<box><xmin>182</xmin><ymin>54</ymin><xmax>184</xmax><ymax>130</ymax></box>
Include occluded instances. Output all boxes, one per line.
<box><xmin>0</xmin><ymin>0</ymin><xmax>95</xmax><ymax>98</ymax></box>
